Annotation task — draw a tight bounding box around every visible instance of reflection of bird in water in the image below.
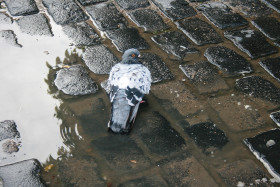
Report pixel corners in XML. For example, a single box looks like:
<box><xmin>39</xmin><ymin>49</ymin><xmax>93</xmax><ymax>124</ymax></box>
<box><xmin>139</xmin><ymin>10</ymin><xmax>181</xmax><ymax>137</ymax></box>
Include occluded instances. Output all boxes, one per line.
<box><xmin>107</xmin><ymin>48</ymin><xmax>152</xmax><ymax>134</ymax></box>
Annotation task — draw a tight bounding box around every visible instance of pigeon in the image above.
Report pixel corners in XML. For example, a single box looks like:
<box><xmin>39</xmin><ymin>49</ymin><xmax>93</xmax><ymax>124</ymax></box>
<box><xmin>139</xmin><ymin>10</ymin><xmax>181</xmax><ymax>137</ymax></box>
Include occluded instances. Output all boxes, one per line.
<box><xmin>107</xmin><ymin>48</ymin><xmax>152</xmax><ymax>134</ymax></box>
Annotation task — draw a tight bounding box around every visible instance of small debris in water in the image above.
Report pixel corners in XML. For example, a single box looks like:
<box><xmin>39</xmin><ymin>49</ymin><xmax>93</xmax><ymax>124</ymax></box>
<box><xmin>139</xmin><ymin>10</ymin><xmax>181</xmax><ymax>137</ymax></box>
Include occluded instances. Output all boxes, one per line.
<box><xmin>44</xmin><ymin>164</ymin><xmax>54</xmax><ymax>172</ymax></box>
<box><xmin>130</xmin><ymin>160</ymin><xmax>137</xmax><ymax>164</ymax></box>
<box><xmin>236</xmin><ymin>181</ymin><xmax>245</xmax><ymax>187</ymax></box>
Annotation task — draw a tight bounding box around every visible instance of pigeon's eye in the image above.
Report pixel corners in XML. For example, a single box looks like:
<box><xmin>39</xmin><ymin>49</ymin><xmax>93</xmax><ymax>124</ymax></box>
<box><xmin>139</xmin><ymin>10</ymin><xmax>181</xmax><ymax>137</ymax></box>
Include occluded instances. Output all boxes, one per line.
<box><xmin>131</xmin><ymin>54</ymin><xmax>136</xmax><ymax>57</ymax></box>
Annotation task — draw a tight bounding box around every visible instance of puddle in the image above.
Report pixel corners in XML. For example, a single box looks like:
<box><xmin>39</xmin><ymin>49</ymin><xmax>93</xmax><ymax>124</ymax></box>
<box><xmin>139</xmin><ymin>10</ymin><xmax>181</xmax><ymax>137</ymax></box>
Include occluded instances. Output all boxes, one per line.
<box><xmin>1</xmin><ymin>0</ymin><xmax>280</xmax><ymax>186</ymax></box>
<box><xmin>0</xmin><ymin>8</ymin><xmax>74</xmax><ymax>165</ymax></box>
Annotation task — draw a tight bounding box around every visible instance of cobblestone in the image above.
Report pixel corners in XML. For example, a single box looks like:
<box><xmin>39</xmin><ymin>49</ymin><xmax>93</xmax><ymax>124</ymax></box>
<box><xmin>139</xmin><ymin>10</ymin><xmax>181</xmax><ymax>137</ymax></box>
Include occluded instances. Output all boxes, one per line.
<box><xmin>62</xmin><ymin>22</ymin><xmax>100</xmax><ymax>46</ymax></box>
<box><xmin>224</xmin><ymin>28</ymin><xmax>278</xmax><ymax>59</ymax></box>
<box><xmin>115</xmin><ymin>0</ymin><xmax>150</xmax><ymax>10</ymax></box>
<box><xmin>217</xmin><ymin>159</ymin><xmax>273</xmax><ymax>186</ymax></box>
<box><xmin>204</xmin><ymin>45</ymin><xmax>253</xmax><ymax>76</ymax></box>
<box><xmin>2</xmin><ymin>0</ymin><xmax>280</xmax><ymax>185</ymax></box>
<box><xmin>105</xmin><ymin>27</ymin><xmax>149</xmax><ymax>52</ymax></box>
<box><xmin>0</xmin><ymin>30</ymin><xmax>22</xmax><ymax>47</ymax></box>
<box><xmin>185</xmin><ymin>121</ymin><xmax>229</xmax><ymax>154</ymax></box>
<box><xmin>85</xmin><ymin>2</ymin><xmax>127</xmax><ymax>31</ymax></box>
<box><xmin>82</xmin><ymin>44</ymin><xmax>119</xmax><ymax>74</ymax></box>
<box><xmin>180</xmin><ymin>61</ymin><xmax>229</xmax><ymax>93</ymax></box>
<box><xmin>223</xmin><ymin>0</ymin><xmax>272</xmax><ymax>17</ymax></box>
<box><xmin>176</xmin><ymin>17</ymin><xmax>223</xmax><ymax>45</ymax></box>
<box><xmin>197</xmin><ymin>2</ymin><xmax>248</xmax><ymax>29</ymax></box>
<box><xmin>252</xmin><ymin>17</ymin><xmax>280</xmax><ymax>42</ymax></box>
<box><xmin>133</xmin><ymin>111</ymin><xmax>186</xmax><ymax>156</ymax></box>
<box><xmin>270</xmin><ymin>111</ymin><xmax>280</xmax><ymax>127</ymax></box>
<box><xmin>152</xmin><ymin>31</ymin><xmax>198</xmax><ymax>59</ymax></box>
<box><xmin>244</xmin><ymin>129</ymin><xmax>280</xmax><ymax>181</ymax></box>
<box><xmin>141</xmin><ymin>53</ymin><xmax>174</xmax><ymax>83</ymax></box>
<box><xmin>54</xmin><ymin>65</ymin><xmax>98</xmax><ymax>96</ymax></box>
<box><xmin>3</xmin><ymin>0</ymin><xmax>39</xmax><ymax>16</ymax></box>
<box><xmin>128</xmin><ymin>9</ymin><xmax>169</xmax><ymax>32</ymax></box>
<box><xmin>16</xmin><ymin>13</ymin><xmax>53</xmax><ymax>36</ymax></box>
<box><xmin>151</xmin><ymin>0</ymin><xmax>197</xmax><ymax>21</ymax></box>
<box><xmin>236</xmin><ymin>76</ymin><xmax>280</xmax><ymax>104</ymax></box>
<box><xmin>260</xmin><ymin>57</ymin><xmax>280</xmax><ymax>82</ymax></box>
<box><xmin>42</xmin><ymin>0</ymin><xmax>89</xmax><ymax>25</ymax></box>
<box><xmin>209</xmin><ymin>94</ymin><xmax>266</xmax><ymax>131</ymax></box>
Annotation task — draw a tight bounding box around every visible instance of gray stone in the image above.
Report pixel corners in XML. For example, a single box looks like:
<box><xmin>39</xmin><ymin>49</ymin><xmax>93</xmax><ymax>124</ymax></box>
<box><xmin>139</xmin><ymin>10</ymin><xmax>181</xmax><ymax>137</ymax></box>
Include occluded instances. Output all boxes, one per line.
<box><xmin>115</xmin><ymin>0</ymin><xmax>150</xmax><ymax>10</ymax></box>
<box><xmin>118</xmin><ymin>175</ymin><xmax>168</xmax><ymax>187</ymax></box>
<box><xmin>176</xmin><ymin>18</ymin><xmax>223</xmax><ymax>46</ymax></box>
<box><xmin>3</xmin><ymin>0</ymin><xmax>39</xmax><ymax>16</ymax></box>
<box><xmin>0</xmin><ymin>30</ymin><xmax>22</xmax><ymax>47</ymax></box>
<box><xmin>16</xmin><ymin>13</ymin><xmax>53</xmax><ymax>36</ymax></box>
<box><xmin>82</xmin><ymin>45</ymin><xmax>119</xmax><ymax>74</ymax></box>
<box><xmin>76</xmin><ymin>0</ymin><xmax>107</xmax><ymax>6</ymax></box>
<box><xmin>224</xmin><ymin>29</ymin><xmax>278</xmax><ymax>59</ymax></box>
<box><xmin>78</xmin><ymin>98</ymin><xmax>109</xmax><ymax>137</ymax></box>
<box><xmin>185</xmin><ymin>122</ymin><xmax>229</xmax><ymax>154</ymax></box>
<box><xmin>252</xmin><ymin>17</ymin><xmax>280</xmax><ymax>41</ymax></box>
<box><xmin>2</xmin><ymin>139</ymin><xmax>19</xmax><ymax>153</ymax></box>
<box><xmin>158</xmin><ymin>154</ymin><xmax>218</xmax><ymax>186</ymax></box>
<box><xmin>141</xmin><ymin>53</ymin><xmax>174</xmax><ymax>83</ymax></box>
<box><xmin>133</xmin><ymin>111</ymin><xmax>186</xmax><ymax>156</ymax></box>
<box><xmin>179</xmin><ymin>61</ymin><xmax>229</xmax><ymax>93</ymax></box>
<box><xmin>217</xmin><ymin>159</ymin><xmax>273</xmax><ymax>186</ymax></box>
<box><xmin>42</xmin><ymin>0</ymin><xmax>89</xmax><ymax>25</ymax></box>
<box><xmin>151</xmin><ymin>0</ymin><xmax>197</xmax><ymax>21</ymax></box>
<box><xmin>62</xmin><ymin>22</ymin><xmax>100</xmax><ymax>47</ymax></box>
<box><xmin>270</xmin><ymin>111</ymin><xmax>280</xmax><ymax>127</ymax></box>
<box><xmin>128</xmin><ymin>9</ymin><xmax>169</xmax><ymax>32</ymax></box>
<box><xmin>244</xmin><ymin>129</ymin><xmax>280</xmax><ymax>181</ymax></box>
<box><xmin>260</xmin><ymin>57</ymin><xmax>280</xmax><ymax>82</ymax></box>
<box><xmin>236</xmin><ymin>76</ymin><xmax>280</xmax><ymax>104</ymax></box>
<box><xmin>204</xmin><ymin>46</ymin><xmax>253</xmax><ymax>76</ymax></box>
<box><xmin>58</xmin><ymin>157</ymin><xmax>105</xmax><ymax>186</ymax></box>
<box><xmin>54</xmin><ymin>65</ymin><xmax>98</xmax><ymax>96</ymax></box>
<box><xmin>223</xmin><ymin>0</ymin><xmax>272</xmax><ymax>17</ymax></box>
<box><xmin>91</xmin><ymin>135</ymin><xmax>151</xmax><ymax>174</ymax></box>
<box><xmin>209</xmin><ymin>95</ymin><xmax>266</xmax><ymax>132</ymax></box>
<box><xmin>0</xmin><ymin>120</ymin><xmax>20</xmax><ymax>141</ymax></box>
<box><xmin>151</xmin><ymin>81</ymin><xmax>203</xmax><ymax>116</ymax></box>
<box><xmin>0</xmin><ymin>159</ymin><xmax>44</xmax><ymax>187</ymax></box>
<box><xmin>151</xmin><ymin>31</ymin><xmax>198</xmax><ymax>59</ymax></box>
<box><xmin>105</xmin><ymin>27</ymin><xmax>149</xmax><ymax>52</ymax></box>
<box><xmin>85</xmin><ymin>2</ymin><xmax>126</xmax><ymax>31</ymax></box>
<box><xmin>197</xmin><ymin>2</ymin><xmax>248</xmax><ymax>29</ymax></box>
<box><xmin>0</xmin><ymin>13</ymin><xmax>12</xmax><ymax>24</ymax></box>
<box><xmin>262</xmin><ymin>0</ymin><xmax>280</xmax><ymax>13</ymax></box>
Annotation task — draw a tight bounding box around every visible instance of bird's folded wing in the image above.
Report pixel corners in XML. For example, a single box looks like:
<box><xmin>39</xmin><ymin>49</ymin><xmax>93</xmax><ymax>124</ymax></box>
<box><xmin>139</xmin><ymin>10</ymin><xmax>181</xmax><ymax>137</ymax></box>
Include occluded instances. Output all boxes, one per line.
<box><xmin>108</xmin><ymin>64</ymin><xmax>151</xmax><ymax>105</ymax></box>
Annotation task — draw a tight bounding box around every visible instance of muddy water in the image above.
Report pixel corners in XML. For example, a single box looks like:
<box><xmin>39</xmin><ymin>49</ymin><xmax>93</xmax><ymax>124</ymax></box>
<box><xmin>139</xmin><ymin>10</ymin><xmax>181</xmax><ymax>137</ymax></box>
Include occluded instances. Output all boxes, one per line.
<box><xmin>1</xmin><ymin>1</ymin><xmax>280</xmax><ymax>186</ymax></box>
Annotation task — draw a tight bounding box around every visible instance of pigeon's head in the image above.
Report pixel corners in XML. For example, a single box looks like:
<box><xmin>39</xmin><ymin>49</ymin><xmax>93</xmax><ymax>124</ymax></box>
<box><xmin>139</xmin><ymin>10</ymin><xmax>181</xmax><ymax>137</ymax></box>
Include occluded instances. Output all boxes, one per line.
<box><xmin>121</xmin><ymin>48</ymin><xmax>141</xmax><ymax>64</ymax></box>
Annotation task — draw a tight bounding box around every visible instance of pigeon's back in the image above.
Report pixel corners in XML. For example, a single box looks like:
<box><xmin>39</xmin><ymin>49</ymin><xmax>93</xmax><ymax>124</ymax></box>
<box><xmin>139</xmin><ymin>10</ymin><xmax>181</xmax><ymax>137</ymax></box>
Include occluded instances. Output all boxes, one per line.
<box><xmin>108</xmin><ymin>63</ymin><xmax>151</xmax><ymax>133</ymax></box>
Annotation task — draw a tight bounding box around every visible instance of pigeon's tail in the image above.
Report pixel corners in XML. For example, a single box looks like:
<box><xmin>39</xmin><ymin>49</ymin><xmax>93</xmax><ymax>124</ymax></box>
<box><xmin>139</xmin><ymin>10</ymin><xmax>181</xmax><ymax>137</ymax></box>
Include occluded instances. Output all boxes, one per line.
<box><xmin>108</xmin><ymin>89</ymin><xmax>140</xmax><ymax>134</ymax></box>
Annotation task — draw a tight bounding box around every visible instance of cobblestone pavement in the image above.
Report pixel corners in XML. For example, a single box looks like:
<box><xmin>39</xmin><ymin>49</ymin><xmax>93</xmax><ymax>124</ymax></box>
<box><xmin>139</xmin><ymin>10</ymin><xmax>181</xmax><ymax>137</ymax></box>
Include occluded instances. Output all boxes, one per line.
<box><xmin>1</xmin><ymin>0</ymin><xmax>280</xmax><ymax>186</ymax></box>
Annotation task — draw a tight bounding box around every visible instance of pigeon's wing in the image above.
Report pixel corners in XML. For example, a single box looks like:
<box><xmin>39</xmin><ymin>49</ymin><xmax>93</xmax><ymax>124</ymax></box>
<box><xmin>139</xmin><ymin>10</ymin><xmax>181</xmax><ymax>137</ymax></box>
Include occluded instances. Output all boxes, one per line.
<box><xmin>108</xmin><ymin>63</ymin><xmax>151</xmax><ymax>106</ymax></box>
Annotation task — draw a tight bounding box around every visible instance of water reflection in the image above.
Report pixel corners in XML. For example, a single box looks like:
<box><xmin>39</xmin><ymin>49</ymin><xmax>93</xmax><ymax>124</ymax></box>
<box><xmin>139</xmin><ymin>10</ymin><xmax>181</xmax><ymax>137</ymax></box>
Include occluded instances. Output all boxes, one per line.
<box><xmin>0</xmin><ymin>13</ymin><xmax>74</xmax><ymax>165</ymax></box>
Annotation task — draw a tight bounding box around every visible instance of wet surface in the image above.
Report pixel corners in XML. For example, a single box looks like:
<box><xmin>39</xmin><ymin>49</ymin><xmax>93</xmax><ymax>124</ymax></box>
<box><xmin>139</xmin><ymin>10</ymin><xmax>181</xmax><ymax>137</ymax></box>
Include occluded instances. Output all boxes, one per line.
<box><xmin>197</xmin><ymin>2</ymin><xmax>248</xmax><ymax>29</ymax></box>
<box><xmin>1</xmin><ymin>0</ymin><xmax>280</xmax><ymax>186</ymax></box>
<box><xmin>224</xmin><ymin>28</ymin><xmax>278</xmax><ymax>59</ymax></box>
<box><xmin>0</xmin><ymin>159</ymin><xmax>44</xmax><ymax>186</ymax></box>
<box><xmin>244</xmin><ymin>129</ymin><xmax>280</xmax><ymax>181</ymax></box>
<box><xmin>176</xmin><ymin>17</ymin><xmax>223</xmax><ymax>45</ymax></box>
<box><xmin>204</xmin><ymin>45</ymin><xmax>253</xmax><ymax>76</ymax></box>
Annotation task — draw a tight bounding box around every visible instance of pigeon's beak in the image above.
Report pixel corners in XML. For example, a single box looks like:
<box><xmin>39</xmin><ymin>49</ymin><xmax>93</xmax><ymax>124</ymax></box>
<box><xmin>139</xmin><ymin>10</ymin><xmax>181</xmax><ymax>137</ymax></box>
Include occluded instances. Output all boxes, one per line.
<box><xmin>138</xmin><ymin>54</ymin><xmax>143</xmax><ymax>59</ymax></box>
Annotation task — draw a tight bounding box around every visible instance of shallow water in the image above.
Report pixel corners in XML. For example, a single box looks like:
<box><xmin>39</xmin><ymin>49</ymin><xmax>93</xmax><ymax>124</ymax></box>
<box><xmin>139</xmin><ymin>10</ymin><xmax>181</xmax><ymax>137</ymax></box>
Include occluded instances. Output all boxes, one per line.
<box><xmin>0</xmin><ymin>10</ymin><xmax>73</xmax><ymax>165</ymax></box>
<box><xmin>1</xmin><ymin>0</ymin><xmax>280</xmax><ymax>186</ymax></box>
